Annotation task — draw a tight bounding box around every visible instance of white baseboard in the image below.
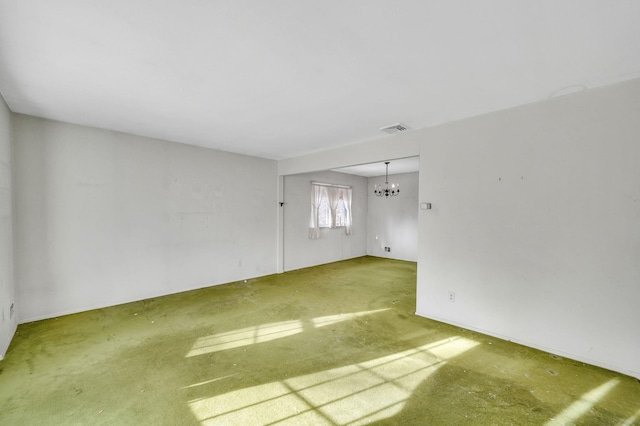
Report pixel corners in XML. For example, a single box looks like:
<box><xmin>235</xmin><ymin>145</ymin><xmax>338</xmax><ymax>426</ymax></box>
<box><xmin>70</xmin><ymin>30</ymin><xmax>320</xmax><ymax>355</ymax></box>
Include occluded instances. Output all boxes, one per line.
<box><xmin>415</xmin><ymin>310</ymin><xmax>639</xmax><ymax>380</ymax></box>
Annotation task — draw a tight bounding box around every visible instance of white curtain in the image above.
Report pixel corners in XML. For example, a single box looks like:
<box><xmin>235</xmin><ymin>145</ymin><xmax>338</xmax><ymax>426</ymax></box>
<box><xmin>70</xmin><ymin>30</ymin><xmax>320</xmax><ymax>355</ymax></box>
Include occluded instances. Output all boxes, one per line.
<box><xmin>310</xmin><ymin>183</ymin><xmax>353</xmax><ymax>239</ymax></box>
<box><xmin>309</xmin><ymin>184</ymin><xmax>327</xmax><ymax>239</ymax></box>
<box><xmin>327</xmin><ymin>186</ymin><xmax>341</xmax><ymax>229</ymax></box>
<box><xmin>342</xmin><ymin>187</ymin><xmax>353</xmax><ymax>235</ymax></box>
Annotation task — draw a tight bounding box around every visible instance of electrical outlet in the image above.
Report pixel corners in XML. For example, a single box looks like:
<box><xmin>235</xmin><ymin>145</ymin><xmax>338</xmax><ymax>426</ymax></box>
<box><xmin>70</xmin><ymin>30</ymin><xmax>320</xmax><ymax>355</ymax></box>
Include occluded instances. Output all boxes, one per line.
<box><xmin>448</xmin><ymin>292</ymin><xmax>455</xmax><ymax>303</ymax></box>
<box><xmin>384</xmin><ymin>247</ymin><xmax>391</xmax><ymax>252</ymax></box>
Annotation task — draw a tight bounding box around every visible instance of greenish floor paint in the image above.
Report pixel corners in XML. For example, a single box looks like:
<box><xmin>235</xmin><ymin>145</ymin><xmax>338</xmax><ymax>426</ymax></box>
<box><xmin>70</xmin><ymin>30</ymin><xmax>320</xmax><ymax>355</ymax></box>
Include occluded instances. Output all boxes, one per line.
<box><xmin>1</xmin><ymin>257</ymin><xmax>639</xmax><ymax>425</ymax></box>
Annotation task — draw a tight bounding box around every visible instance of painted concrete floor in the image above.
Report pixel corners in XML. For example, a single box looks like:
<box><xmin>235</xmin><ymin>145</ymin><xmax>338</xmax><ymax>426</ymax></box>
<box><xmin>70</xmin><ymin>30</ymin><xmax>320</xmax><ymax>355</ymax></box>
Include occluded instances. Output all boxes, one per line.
<box><xmin>1</xmin><ymin>257</ymin><xmax>639</xmax><ymax>425</ymax></box>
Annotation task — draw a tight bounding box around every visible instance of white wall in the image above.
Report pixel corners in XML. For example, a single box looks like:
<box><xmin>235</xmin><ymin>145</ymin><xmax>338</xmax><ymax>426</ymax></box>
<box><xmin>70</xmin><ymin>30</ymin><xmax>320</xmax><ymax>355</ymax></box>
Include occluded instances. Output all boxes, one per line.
<box><xmin>283</xmin><ymin>171</ymin><xmax>367</xmax><ymax>271</ymax></box>
<box><xmin>0</xmin><ymin>96</ymin><xmax>16</xmax><ymax>358</ymax></box>
<box><xmin>417</xmin><ymin>78</ymin><xmax>640</xmax><ymax>378</ymax></box>
<box><xmin>278</xmin><ymin>78</ymin><xmax>640</xmax><ymax>378</ymax></box>
<box><xmin>367</xmin><ymin>172</ymin><xmax>418</xmax><ymax>261</ymax></box>
<box><xmin>13</xmin><ymin>115</ymin><xmax>278</xmax><ymax>322</ymax></box>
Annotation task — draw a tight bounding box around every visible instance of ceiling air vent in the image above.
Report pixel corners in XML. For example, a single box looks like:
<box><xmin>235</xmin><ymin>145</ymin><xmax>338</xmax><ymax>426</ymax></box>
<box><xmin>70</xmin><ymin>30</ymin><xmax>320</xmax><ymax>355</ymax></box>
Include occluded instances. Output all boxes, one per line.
<box><xmin>379</xmin><ymin>123</ymin><xmax>410</xmax><ymax>134</ymax></box>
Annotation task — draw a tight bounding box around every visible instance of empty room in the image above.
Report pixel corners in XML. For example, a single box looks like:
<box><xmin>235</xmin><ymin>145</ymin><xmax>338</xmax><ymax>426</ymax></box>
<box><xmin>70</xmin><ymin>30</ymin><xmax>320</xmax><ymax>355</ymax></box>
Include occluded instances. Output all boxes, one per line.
<box><xmin>1</xmin><ymin>1</ymin><xmax>639</xmax><ymax>425</ymax></box>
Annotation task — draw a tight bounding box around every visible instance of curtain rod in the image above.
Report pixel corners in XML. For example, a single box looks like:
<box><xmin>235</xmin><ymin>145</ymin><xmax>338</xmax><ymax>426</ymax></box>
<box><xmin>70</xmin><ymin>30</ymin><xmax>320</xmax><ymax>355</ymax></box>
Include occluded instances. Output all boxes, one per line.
<box><xmin>311</xmin><ymin>181</ymin><xmax>352</xmax><ymax>189</ymax></box>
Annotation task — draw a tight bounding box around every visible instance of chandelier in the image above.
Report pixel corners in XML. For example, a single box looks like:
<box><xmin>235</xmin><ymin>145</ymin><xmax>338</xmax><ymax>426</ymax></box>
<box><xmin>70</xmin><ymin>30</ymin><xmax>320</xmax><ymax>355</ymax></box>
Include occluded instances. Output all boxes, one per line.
<box><xmin>374</xmin><ymin>162</ymin><xmax>400</xmax><ymax>197</ymax></box>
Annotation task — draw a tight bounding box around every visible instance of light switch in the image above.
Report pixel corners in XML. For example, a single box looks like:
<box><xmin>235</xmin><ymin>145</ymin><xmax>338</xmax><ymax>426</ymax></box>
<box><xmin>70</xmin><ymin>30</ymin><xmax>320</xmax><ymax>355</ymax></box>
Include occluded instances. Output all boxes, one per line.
<box><xmin>420</xmin><ymin>203</ymin><xmax>432</xmax><ymax>210</ymax></box>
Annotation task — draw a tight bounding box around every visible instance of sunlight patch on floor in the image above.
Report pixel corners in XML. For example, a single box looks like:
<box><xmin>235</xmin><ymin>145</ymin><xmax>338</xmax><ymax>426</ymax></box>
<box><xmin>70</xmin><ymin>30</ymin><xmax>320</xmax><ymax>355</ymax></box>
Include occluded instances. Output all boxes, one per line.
<box><xmin>620</xmin><ymin>408</ymin><xmax>640</xmax><ymax>426</ymax></box>
<box><xmin>187</xmin><ymin>320</ymin><xmax>302</xmax><ymax>357</ymax></box>
<box><xmin>186</xmin><ymin>309</ymin><xmax>390</xmax><ymax>357</ymax></box>
<box><xmin>311</xmin><ymin>309</ymin><xmax>389</xmax><ymax>328</ymax></box>
<box><xmin>188</xmin><ymin>336</ymin><xmax>479</xmax><ymax>425</ymax></box>
<box><xmin>181</xmin><ymin>375</ymin><xmax>237</xmax><ymax>390</ymax></box>
<box><xmin>545</xmin><ymin>377</ymin><xmax>620</xmax><ymax>425</ymax></box>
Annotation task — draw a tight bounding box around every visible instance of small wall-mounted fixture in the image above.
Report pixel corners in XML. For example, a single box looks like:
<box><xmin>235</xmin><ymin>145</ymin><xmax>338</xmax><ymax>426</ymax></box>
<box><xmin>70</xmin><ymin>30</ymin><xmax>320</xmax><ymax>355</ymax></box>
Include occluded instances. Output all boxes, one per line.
<box><xmin>420</xmin><ymin>203</ymin><xmax>432</xmax><ymax>210</ymax></box>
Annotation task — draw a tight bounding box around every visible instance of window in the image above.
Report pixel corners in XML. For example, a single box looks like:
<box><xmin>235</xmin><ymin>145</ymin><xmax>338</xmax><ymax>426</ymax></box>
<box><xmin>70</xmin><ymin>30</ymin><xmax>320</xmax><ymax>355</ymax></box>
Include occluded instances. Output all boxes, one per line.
<box><xmin>318</xmin><ymin>196</ymin><xmax>331</xmax><ymax>228</ymax></box>
<box><xmin>334</xmin><ymin>197</ymin><xmax>347</xmax><ymax>227</ymax></box>
<box><xmin>309</xmin><ymin>182</ymin><xmax>352</xmax><ymax>239</ymax></box>
<box><xmin>318</xmin><ymin>193</ymin><xmax>347</xmax><ymax>228</ymax></box>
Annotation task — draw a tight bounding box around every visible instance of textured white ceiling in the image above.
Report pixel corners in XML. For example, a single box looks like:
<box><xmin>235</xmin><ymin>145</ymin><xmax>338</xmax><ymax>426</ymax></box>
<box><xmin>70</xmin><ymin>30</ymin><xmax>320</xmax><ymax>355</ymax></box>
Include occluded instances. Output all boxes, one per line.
<box><xmin>1</xmin><ymin>1</ymin><xmax>639</xmax><ymax>160</ymax></box>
